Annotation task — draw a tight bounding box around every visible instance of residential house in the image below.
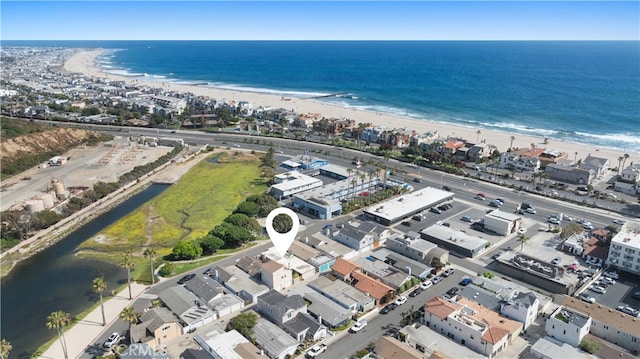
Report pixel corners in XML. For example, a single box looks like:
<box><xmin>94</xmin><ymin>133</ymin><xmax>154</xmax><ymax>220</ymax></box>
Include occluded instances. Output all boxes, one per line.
<box><xmin>130</xmin><ymin>307</ymin><xmax>182</xmax><ymax>350</ymax></box>
<box><xmin>615</xmin><ymin>163</ymin><xmax>640</xmax><ymax>195</ymax></box>
<box><xmin>235</xmin><ymin>256</ymin><xmax>263</xmax><ymax>278</ymax></box>
<box><xmin>370</xmin><ymin>248</ymin><xmax>434</xmax><ymax>279</ymax></box>
<box><xmin>308</xmin><ymin>275</ymin><xmax>375</xmax><ymax>313</ymax></box>
<box><xmin>208</xmin><ymin>294</ymin><xmax>245</xmax><ymax>319</ymax></box>
<box><xmin>351</xmin><ymin>271</ymin><xmax>395</xmax><ymax>305</ymax></box>
<box><xmin>421</xmin><ymin>296</ymin><xmax>522</xmax><ymax>358</ymax></box>
<box><xmin>500</xmin><ymin>292</ymin><xmax>539</xmax><ymax>330</ymax></box>
<box><xmin>355</xmin><ymin>256</ymin><xmax>410</xmax><ymax>290</ymax></box>
<box><xmin>538</xmin><ymin>149</ymin><xmax>568</xmax><ymax>169</ymax></box>
<box><xmin>400</xmin><ymin>323</ymin><xmax>486</xmax><ymax>359</ymax></box>
<box><xmin>331</xmin><ymin>257</ymin><xmax>361</xmax><ymax>282</ymax></box>
<box><xmin>499</xmin><ymin>147</ymin><xmax>543</xmax><ymax>172</ymax></box>
<box><xmin>562</xmin><ymin>296</ymin><xmax>640</xmax><ymax>353</ymax></box>
<box><xmin>442</xmin><ymin>139</ymin><xmax>466</xmax><ymax>158</ymax></box>
<box><xmin>304</xmin><ymin>290</ymin><xmax>352</xmax><ymax>329</ymax></box>
<box><xmin>545</xmin><ymin>163</ymin><xmax>594</xmax><ymax>185</ymax></box>
<box><xmin>253</xmin><ymin>316</ymin><xmax>299</xmax><ymax>359</ymax></box>
<box><xmin>467</xmin><ymin>143</ymin><xmax>494</xmax><ymax>163</ymax></box>
<box><xmin>283</xmin><ymin>312</ymin><xmax>327</xmax><ymax>342</ymax></box>
<box><xmin>184</xmin><ymin>276</ymin><xmax>225</xmax><ymax>307</ymax></box>
<box><xmin>332</xmin><ymin>222</ymin><xmax>389</xmax><ymax>251</ymax></box>
<box><xmin>260</xmin><ymin>259</ymin><xmax>293</xmax><ymax>290</ymax></box>
<box><xmin>257</xmin><ymin>290</ymin><xmax>306</xmax><ymax>326</ymax></box>
<box><xmin>289</xmin><ymin>241</ymin><xmax>335</xmax><ymax>273</ymax></box>
<box><xmin>193</xmin><ymin>330</ymin><xmax>264</xmax><ymax>359</ymax></box>
<box><xmin>580</xmin><ymin>154</ymin><xmax>610</xmax><ymax>178</ymax></box>
<box><xmin>158</xmin><ymin>286</ymin><xmax>216</xmax><ymax>332</ymax></box>
<box><xmin>545</xmin><ymin>306</ymin><xmax>591</xmax><ymax>347</ymax></box>
<box><xmin>211</xmin><ymin>266</ymin><xmax>269</xmax><ymax>304</ymax></box>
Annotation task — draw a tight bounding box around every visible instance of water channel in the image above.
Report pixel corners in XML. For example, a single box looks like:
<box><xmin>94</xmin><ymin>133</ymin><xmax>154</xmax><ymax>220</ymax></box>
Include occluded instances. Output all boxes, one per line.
<box><xmin>1</xmin><ymin>184</ymin><xmax>168</xmax><ymax>358</ymax></box>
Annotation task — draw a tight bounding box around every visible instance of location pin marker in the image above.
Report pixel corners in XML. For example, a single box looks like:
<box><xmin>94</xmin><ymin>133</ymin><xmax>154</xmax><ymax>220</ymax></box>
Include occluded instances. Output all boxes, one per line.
<box><xmin>265</xmin><ymin>208</ymin><xmax>300</xmax><ymax>257</ymax></box>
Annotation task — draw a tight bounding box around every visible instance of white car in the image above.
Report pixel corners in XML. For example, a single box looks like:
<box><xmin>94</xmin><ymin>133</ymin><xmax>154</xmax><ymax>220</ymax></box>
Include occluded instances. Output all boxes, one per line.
<box><xmin>307</xmin><ymin>344</ymin><xmax>327</xmax><ymax>357</ymax></box>
<box><xmin>600</xmin><ymin>276</ymin><xmax>615</xmax><ymax>285</ymax></box>
<box><xmin>350</xmin><ymin>320</ymin><xmax>367</xmax><ymax>333</ymax></box>
<box><xmin>525</xmin><ymin>207</ymin><xmax>537</xmax><ymax>214</ymax></box>
<box><xmin>395</xmin><ymin>296</ymin><xmax>408</xmax><ymax>306</ymax></box>
<box><xmin>582</xmin><ymin>223</ymin><xmax>594</xmax><ymax>230</ymax></box>
<box><xmin>548</xmin><ymin>217</ymin><xmax>560</xmax><ymax>225</ymax></box>
<box><xmin>589</xmin><ymin>285</ymin><xmax>607</xmax><ymax>294</ymax></box>
<box><xmin>617</xmin><ymin>306</ymin><xmax>639</xmax><ymax>317</ymax></box>
<box><xmin>603</xmin><ymin>271</ymin><xmax>619</xmax><ymax>279</ymax></box>
<box><xmin>613</xmin><ymin>219</ymin><xmax>626</xmax><ymax>225</ymax></box>
<box><xmin>562</xmin><ymin>214</ymin><xmax>573</xmax><ymax>221</ymax></box>
<box><xmin>551</xmin><ymin>257</ymin><xmax>561</xmax><ymax>265</ymax></box>
<box><xmin>579</xmin><ymin>293</ymin><xmax>596</xmax><ymax>303</ymax></box>
<box><xmin>420</xmin><ymin>281</ymin><xmax>433</xmax><ymax>290</ymax></box>
<box><xmin>104</xmin><ymin>332</ymin><xmax>120</xmax><ymax>348</ymax></box>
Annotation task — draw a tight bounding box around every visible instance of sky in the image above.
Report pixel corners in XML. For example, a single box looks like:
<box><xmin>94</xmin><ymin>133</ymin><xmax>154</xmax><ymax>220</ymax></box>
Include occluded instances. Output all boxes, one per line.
<box><xmin>1</xmin><ymin>1</ymin><xmax>639</xmax><ymax>40</ymax></box>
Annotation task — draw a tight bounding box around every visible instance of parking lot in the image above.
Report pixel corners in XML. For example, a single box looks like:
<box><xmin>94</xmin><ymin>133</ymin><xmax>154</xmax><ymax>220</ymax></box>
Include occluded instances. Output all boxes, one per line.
<box><xmin>585</xmin><ymin>271</ymin><xmax>640</xmax><ymax>314</ymax></box>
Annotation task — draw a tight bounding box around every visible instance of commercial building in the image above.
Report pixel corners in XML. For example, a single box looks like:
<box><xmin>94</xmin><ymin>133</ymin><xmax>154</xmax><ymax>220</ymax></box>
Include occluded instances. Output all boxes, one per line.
<box><xmin>606</xmin><ymin>222</ymin><xmax>640</xmax><ymax>276</ymax></box>
<box><xmin>280</xmin><ymin>154</ymin><xmax>328</xmax><ymax>170</ymax></box>
<box><xmin>483</xmin><ymin>210</ymin><xmax>522</xmax><ymax>236</ymax></box>
<box><xmin>364</xmin><ymin>187</ymin><xmax>454</xmax><ymax>226</ymax></box>
<box><xmin>385</xmin><ymin>232</ymin><xmax>449</xmax><ymax>266</ymax></box>
<box><xmin>420</xmin><ymin>225</ymin><xmax>489</xmax><ymax>258</ymax></box>
<box><xmin>494</xmin><ymin>252</ymin><xmax>580</xmax><ymax>294</ymax></box>
<box><xmin>293</xmin><ymin>177</ymin><xmax>379</xmax><ymax>219</ymax></box>
<box><xmin>269</xmin><ymin>172</ymin><xmax>323</xmax><ymax>200</ymax></box>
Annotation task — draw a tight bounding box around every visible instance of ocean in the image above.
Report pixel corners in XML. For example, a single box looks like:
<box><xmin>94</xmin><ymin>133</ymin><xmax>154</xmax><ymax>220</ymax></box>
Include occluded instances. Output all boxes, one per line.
<box><xmin>5</xmin><ymin>40</ymin><xmax>640</xmax><ymax>152</ymax></box>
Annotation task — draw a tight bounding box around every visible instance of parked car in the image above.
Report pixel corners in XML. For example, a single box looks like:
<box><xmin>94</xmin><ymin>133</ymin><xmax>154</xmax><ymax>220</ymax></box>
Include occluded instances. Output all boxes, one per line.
<box><xmin>446</xmin><ymin>287</ymin><xmax>460</xmax><ymax>297</ymax></box>
<box><xmin>603</xmin><ymin>270</ymin><xmax>619</xmax><ymax>279</ymax></box>
<box><xmin>306</xmin><ymin>344</ymin><xmax>327</xmax><ymax>357</ymax></box>
<box><xmin>177</xmin><ymin>273</ymin><xmax>196</xmax><ymax>284</ymax></box>
<box><xmin>579</xmin><ymin>293</ymin><xmax>596</xmax><ymax>303</ymax></box>
<box><xmin>589</xmin><ymin>285</ymin><xmax>607</xmax><ymax>294</ymax></box>
<box><xmin>412</xmin><ymin>215</ymin><xmax>424</xmax><ymax>221</ymax></box>
<box><xmin>401</xmin><ymin>221</ymin><xmax>412</xmax><ymax>227</ymax></box>
<box><xmin>442</xmin><ymin>186</ymin><xmax>451</xmax><ymax>191</ymax></box>
<box><xmin>547</xmin><ymin>217</ymin><xmax>560</xmax><ymax>225</ymax></box>
<box><xmin>380</xmin><ymin>303</ymin><xmax>397</xmax><ymax>314</ymax></box>
<box><xmin>409</xmin><ymin>288</ymin><xmax>422</xmax><ymax>297</ymax></box>
<box><xmin>431</xmin><ymin>275</ymin><xmax>444</xmax><ymax>285</ymax></box>
<box><xmin>586</xmin><ymin>259</ymin><xmax>602</xmax><ymax>267</ymax></box>
<box><xmin>395</xmin><ymin>296</ymin><xmax>408</xmax><ymax>306</ymax></box>
<box><xmin>430</xmin><ymin>207</ymin><xmax>442</xmax><ymax>214</ymax></box>
<box><xmin>600</xmin><ymin>276</ymin><xmax>615</xmax><ymax>285</ymax></box>
<box><xmin>617</xmin><ymin>306</ymin><xmax>639</xmax><ymax>317</ymax></box>
<box><xmin>443</xmin><ymin>268</ymin><xmax>455</xmax><ymax>277</ymax></box>
<box><xmin>420</xmin><ymin>281</ymin><xmax>433</xmax><ymax>290</ymax></box>
<box><xmin>582</xmin><ymin>223</ymin><xmax>594</xmax><ymax>230</ymax></box>
<box><xmin>460</xmin><ymin>278</ymin><xmax>472</xmax><ymax>286</ymax></box>
<box><xmin>551</xmin><ymin>257</ymin><xmax>561</xmax><ymax>265</ymax></box>
<box><xmin>104</xmin><ymin>332</ymin><xmax>120</xmax><ymax>348</ymax></box>
<box><xmin>461</xmin><ymin>216</ymin><xmax>474</xmax><ymax>222</ymax></box>
<box><xmin>632</xmin><ymin>291</ymin><xmax>640</xmax><ymax>300</ymax></box>
<box><xmin>350</xmin><ymin>319</ymin><xmax>368</xmax><ymax>333</ymax></box>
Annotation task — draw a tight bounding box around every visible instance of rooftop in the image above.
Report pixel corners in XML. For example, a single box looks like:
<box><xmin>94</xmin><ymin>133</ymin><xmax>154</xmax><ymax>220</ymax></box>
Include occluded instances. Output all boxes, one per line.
<box><xmin>308</xmin><ymin>275</ymin><xmax>372</xmax><ymax>309</ymax></box>
<box><xmin>331</xmin><ymin>257</ymin><xmax>361</xmax><ymax>277</ymax></box>
<box><xmin>352</xmin><ymin>271</ymin><xmax>394</xmax><ymax>300</ymax></box>
<box><xmin>562</xmin><ymin>296</ymin><xmax>640</xmax><ymax>336</ymax></box>
<box><xmin>421</xmin><ymin>225</ymin><xmax>489</xmax><ymax>251</ymax></box>
<box><xmin>374</xmin><ymin>336</ymin><xmax>422</xmax><ymax>359</ymax></box>
<box><xmin>424</xmin><ymin>296</ymin><xmax>462</xmax><ymax>320</ymax></box>
<box><xmin>550</xmin><ymin>306</ymin><xmax>590</xmax><ymax>328</ymax></box>
<box><xmin>364</xmin><ymin>187</ymin><xmax>454</xmax><ymax>222</ymax></box>
<box><xmin>611</xmin><ymin>222</ymin><xmax>640</xmax><ymax>248</ymax></box>
<box><xmin>400</xmin><ymin>323</ymin><xmax>486</xmax><ymax>359</ymax></box>
<box><xmin>253</xmin><ymin>316</ymin><xmax>299</xmax><ymax>357</ymax></box>
<box><xmin>304</xmin><ymin>291</ymin><xmax>352</xmax><ymax>326</ymax></box>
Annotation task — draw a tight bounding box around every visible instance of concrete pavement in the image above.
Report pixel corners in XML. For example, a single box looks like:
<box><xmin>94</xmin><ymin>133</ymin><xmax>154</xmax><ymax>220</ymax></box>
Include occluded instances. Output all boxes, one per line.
<box><xmin>40</xmin><ymin>282</ymin><xmax>147</xmax><ymax>359</ymax></box>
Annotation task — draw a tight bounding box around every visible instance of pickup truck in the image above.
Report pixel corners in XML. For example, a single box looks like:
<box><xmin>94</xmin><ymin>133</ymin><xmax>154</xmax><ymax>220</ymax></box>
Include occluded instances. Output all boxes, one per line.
<box><xmin>306</xmin><ymin>344</ymin><xmax>327</xmax><ymax>357</ymax></box>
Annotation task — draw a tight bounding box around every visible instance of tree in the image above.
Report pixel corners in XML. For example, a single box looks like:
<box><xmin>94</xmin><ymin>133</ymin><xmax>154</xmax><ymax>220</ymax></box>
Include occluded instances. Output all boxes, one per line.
<box><xmin>234</xmin><ymin>201</ymin><xmax>259</xmax><ymax>217</ymax></box>
<box><xmin>430</xmin><ymin>257</ymin><xmax>445</xmax><ymax>272</ymax></box>
<box><xmin>46</xmin><ymin>310</ymin><xmax>71</xmax><ymax>359</ymax></box>
<box><xmin>158</xmin><ymin>262</ymin><xmax>175</xmax><ymax>277</ymax></box>
<box><xmin>517</xmin><ymin>234</ymin><xmax>529</xmax><ymax>251</ymax></box>
<box><xmin>579</xmin><ymin>338</ymin><xmax>600</xmax><ymax>354</ymax></box>
<box><xmin>143</xmin><ymin>247</ymin><xmax>156</xmax><ymax>284</ymax></box>
<box><xmin>92</xmin><ymin>276</ymin><xmax>107</xmax><ymax>326</ymax></box>
<box><xmin>560</xmin><ymin>222</ymin><xmax>582</xmax><ymax>240</ymax></box>
<box><xmin>0</xmin><ymin>339</ymin><xmax>12</xmax><ymax>359</ymax></box>
<box><xmin>119</xmin><ymin>306</ymin><xmax>140</xmax><ymax>344</ymax></box>
<box><xmin>228</xmin><ymin>312</ymin><xmax>258</xmax><ymax>341</ymax></box>
<box><xmin>246</xmin><ymin>194</ymin><xmax>279</xmax><ymax>217</ymax></box>
<box><xmin>171</xmin><ymin>240</ymin><xmax>203</xmax><ymax>260</ymax></box>
<box><xmin>224</xmin><ymin>213</ymin><xmax>261</xmax><ymax>234</ymax></box>
<box><xmin>198</xmin><ymin>234</ymin><xmax>225</xmax><ymax>254</ymax></box>
<box><xmin>120</xmin><ymin>250</ymin><xmax>135</xmax><ymax>300</ymax></box>
<box><xmin>622</xmin><ymin>153</ymin><xmax>630</xmax><ymax>170</ymax></box>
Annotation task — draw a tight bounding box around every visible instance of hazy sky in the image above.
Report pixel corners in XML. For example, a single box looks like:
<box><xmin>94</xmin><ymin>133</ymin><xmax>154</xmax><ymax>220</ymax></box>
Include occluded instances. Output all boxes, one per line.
<box><xmin>2</xmin><ymin>1</ymin><xmax>639</xmax><ymax>40</ymax></box>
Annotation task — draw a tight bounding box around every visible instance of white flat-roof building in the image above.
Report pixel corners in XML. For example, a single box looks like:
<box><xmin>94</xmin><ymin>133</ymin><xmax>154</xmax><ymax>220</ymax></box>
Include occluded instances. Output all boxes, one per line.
<box><xmin>421</xmin><ymin>225</ymin><xmax>489</xmax><ymax>258</ymax></box>
<box><xmin>607</xmin><ymin>222</ymin><xmax>640</xmax><ymax>276</ymax></box>
<box><xmin>364</xmin><ymin>187</ymin><xmax>454</xmax><ymax>225</ymax></box>
<box><xmin>269</xmin><ymin>172</ymin><xmax>323</xmax><ymax>199</ymax></box>
<box><xmin>484</xmin><ymin>210</ymin><xmax>523</xmax><ymax>235</ymax></box>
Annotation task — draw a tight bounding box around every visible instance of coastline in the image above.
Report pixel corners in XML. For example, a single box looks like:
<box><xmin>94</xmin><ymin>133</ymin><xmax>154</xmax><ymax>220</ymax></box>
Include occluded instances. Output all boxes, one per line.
<box><xmin>64</xmin><ymin>49</ymin><xmax>635</xmax><ymax>165</ymax></box>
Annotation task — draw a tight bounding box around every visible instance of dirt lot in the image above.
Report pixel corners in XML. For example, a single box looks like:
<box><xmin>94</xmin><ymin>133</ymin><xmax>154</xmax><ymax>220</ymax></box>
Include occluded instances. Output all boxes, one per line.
<box><xmin>0</xmin><ymin>136</ymin><xmax>172</xmax><ymax>212</ymax></box>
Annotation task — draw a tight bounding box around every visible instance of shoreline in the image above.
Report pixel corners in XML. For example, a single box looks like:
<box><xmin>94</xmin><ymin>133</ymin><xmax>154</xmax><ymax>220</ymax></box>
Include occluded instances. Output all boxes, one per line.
<box><xmin>65</xmin><ymin>48</ymin><xmax>637</xmax><ymax>165</ymax></box>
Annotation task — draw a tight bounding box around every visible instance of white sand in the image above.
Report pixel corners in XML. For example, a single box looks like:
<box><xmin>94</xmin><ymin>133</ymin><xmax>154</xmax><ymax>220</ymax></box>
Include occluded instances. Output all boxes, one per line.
<box><xmin>64</xmin><ymin>49</ymin><xmax>633</xmax><ymax>165</ymax></box>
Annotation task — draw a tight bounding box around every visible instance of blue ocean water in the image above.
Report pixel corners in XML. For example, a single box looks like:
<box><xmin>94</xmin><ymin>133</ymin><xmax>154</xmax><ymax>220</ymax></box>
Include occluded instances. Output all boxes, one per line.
<box><xmin>5</xmin><ymin>40</ymin><xmax>640</xmax><ymax>152</ymax></box>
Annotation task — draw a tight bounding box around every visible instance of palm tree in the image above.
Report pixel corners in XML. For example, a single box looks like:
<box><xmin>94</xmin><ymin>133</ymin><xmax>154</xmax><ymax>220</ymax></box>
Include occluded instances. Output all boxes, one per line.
<box><xmin>617</xmin><ymin>156</ymin><xmax>624</xmax><ymax>173</ymax></box>
<box><xmin>476</xmin><ymin>130</ymin><xmax>481</xmax><ymax>143</ymax></box>
<box><xmin>0</xmin><ymin>339</ymin><xmax>12</xmax><ymax>359</ymax></box>
<box><xmin>509</xmin><ymin>136</ymin><xmax>515</xmax><ymax>151</ymax></box>
<box><xmin>346</xmin><ymin>168</ymin><xmax>353</xmax><ymax>195</ymax></box>
<box><xmin>92</xmin><ymin>276</ymin><xmax>107</xmax><ymax>326</ymax></box>
<box><xmin>143</xmin><ymin>247</ymin><xmax>156</xmax><ymax>284</ymax></box>
<box><xmin>46</xmin><ymin>310</ymin><xmax>71</xmax><ymax>359</ymax></box>
<box><xmin>120</xmin><ymin>250</ymin><xmax>135</xmax><ymax>300</ymax></box>
<box><xmin>119</xmin><ymin>306</ymin><xmax>140</xmax><ymax>344</ymax></box>
<box><xmin>517</xmin><ymin>234</ymin><xmax>529</xmax><ymax>252</ymax></box>
<box><xmin>574</xmin><ymin>151</ymin><xmax>578</xmax><ymax>162</ymax></box>
<box><xmin>621</xmin><ymin>153</ymin><xmax>630</xmax><ymax>169</ymax></box>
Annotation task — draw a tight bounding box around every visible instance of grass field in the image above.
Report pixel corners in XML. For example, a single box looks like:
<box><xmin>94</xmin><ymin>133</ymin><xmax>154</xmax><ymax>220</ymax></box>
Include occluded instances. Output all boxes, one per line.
<box><xmin>78</xmin><ymin>151</ymin><xmax>268</xmax><ymax>267</ymax></box>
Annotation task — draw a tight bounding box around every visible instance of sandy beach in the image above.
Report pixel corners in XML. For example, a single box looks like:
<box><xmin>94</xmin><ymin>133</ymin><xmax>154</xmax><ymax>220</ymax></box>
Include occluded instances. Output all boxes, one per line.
<box><xmin>64</xmin><ymin>49</ymin><xmax>634</xmax><ymax>165</ymax></box>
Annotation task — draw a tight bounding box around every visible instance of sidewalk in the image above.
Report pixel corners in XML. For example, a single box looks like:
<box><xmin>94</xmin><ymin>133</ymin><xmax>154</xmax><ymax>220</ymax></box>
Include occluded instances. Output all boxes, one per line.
<box><xmin>40</xmin><ymin>282</ymin><xmax>147</xmax><ymax>359</ymax></box>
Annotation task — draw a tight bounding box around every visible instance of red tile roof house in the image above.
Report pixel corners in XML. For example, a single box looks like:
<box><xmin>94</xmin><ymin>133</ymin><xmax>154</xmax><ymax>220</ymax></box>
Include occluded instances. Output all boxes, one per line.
<box><xmin>351</xmin><ymin>271</ymin><xmax>395</xmax><ymax>306</ymax></box>
<box><xmin>331</xmin><ymin>257</ymin><xmax>361</xmax><ymax>282</ymax></box>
